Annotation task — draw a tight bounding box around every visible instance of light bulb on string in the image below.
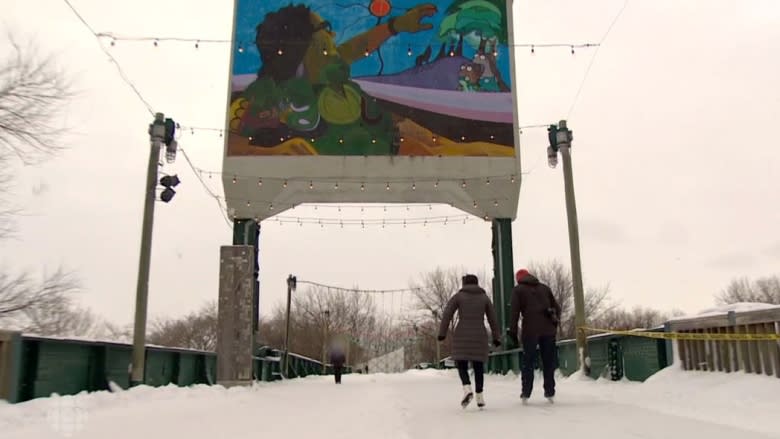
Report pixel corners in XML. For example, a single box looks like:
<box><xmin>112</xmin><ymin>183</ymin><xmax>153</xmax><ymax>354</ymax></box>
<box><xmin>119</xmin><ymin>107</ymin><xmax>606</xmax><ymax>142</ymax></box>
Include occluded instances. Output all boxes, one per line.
<box><xmin>322</xmin><ymin>47</ymin><xmax>328</xmax><ymax>55</ymax></box>
<box><xmin>277</xmin><ymin>48</ymin><xmax>284</xmax><ymax>55</ymax></box>
<box><xmin>494</xmin><ymin>200</ymin><xmax>499</xmax><ymax>207</ymax></box>
<box><xmin>449</xmin><ymin>50</ymin><xmax>454</xmax><ymax>57</ymax></box>
<box><xmin>407</xmin><ymin>46</ymin><xmax>412</xmax><ymax>56</ymax></box>
<box><xmin>283</xmin><ymin>180</ymin><xmax>288</xmax><ymax>188</ymax></box>
<box><xmin>412</xmin><ymin>182</ymin><xmax>416</xmax><ymax>191</ymax></box>
<box><xmin>110</xmin><ymin>39</ymin><xmax>116</xmax><ymax>46</ymax></box>
<box><xmin>473</xmin><ymin>200</ymin><xmax>478</xmax><ymax>208</ymax></box>
<box><xmin>461</xmin><ymin>180</ymin><xmax>467</xmax><ymax>188</ymax></box>
<box><xmin>309</xmin><ymin>181</ymin><xmax>314</xmax><ymax>190</ymax></box>
<box><xmin>530</xmin><ymin>45</ymin><xmax>534</xmax><ymax>54</ymax></box>
<box><xmin>484</xmin><ymin>215</ymin><xmax>489</xmax><ymax>221</ymax></box>
<box><xmin>386</xmin><ymin>183</ymin><xmax>390</xmax><ymax>191</ymax></box>
<box><xmin>434</xmin><ymin>180</ymin><xmax>439</xmax><ymax>188</ymax></box>
<box><xmin>429</xmin><ymin>204</ymin><xmax>432</xmax><ymax>210</ymax></box>
<box><xmin>486</xmin><ymin>178</ymin><xmax>491</xmax><ymax>186</ymax></box>
<box><xmin>195</xmin><ymin>40</ymin><xmax>200</xmax><ymax>49</ymax></box>
<box><xmin>219</xmin><ymin>130</ymin><xmax>223</xmax><ymax>137</ymax></box>
<box><xmin>510</xmin><ymin>175</ymin><xmax>516</xmax><ymax>183</ymax></box>
<box><xmin>153</xmin><ymin>39</ymin><xmax>158</xmax><ymax>47</ymax></box>
<box><xmin>232</xmin><ymin>176</ymin><xmax>237</xmax><ymax>184</ymax></box>
<box><xmin>360</xmin><ymin>183</ymin><xmax>365</xmax><ymax>191</ymax></box>
<box><xmin>238</xmin><ymin>44</ymin><xmax>244</xmax><ymax>53</ymax></box>
<box><xmin>489</xmin><ymin>135</ymin><xmax>494</xmax><ymax>140</ymax></box>
<box><xmin>246</xmin><ymin>200</ymin><xmax>251</xmax><ymax>207</ymax></box>
<box><xmin>334</xmin><ymin>182</ymin><xmax>339</xmax><ymax>190</ymax></box>
<box><xmin>254</xmin><ymin>216</ymin><xmax>259</xmax><ymax>223</ymax></box>
<box><xmin>269</xmin><ymin>203</ymin><xmax>274</xmax><ymax>211</ymax></box>
<box><xmin>571</xmin><ymin>46</ymin><xmax>575</xmax><ymax>55</ymax></box>
<box><xmin>257</xmin><ymin>178</ymin><xmax>263</xmax><ymax>187</ymax></box>
<box><xmin>364</xmin><ymin>48</ymin><xmax>370</xmax><ymax>57</ymax></box>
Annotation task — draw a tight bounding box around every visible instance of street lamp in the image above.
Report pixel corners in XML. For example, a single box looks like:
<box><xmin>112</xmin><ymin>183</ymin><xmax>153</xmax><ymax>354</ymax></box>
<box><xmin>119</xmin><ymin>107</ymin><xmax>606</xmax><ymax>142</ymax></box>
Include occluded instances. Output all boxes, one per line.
<box><xmin>547</xmin><ymin>119</ymin><xmax>589</xmax><ymax>376</ymax></box>
<box><xmin>431</xmin><ymin>309</ymin><xmax>441</xmax><ymax>368</ymax></box>
<box><xmin>282</xmin><ymin>274</ymin><xmax>296</xmax><ymax>377</ymax></box>
<box><xmin>322</xmin><ymin>309</ymin><xmax>331</xmax><ymax>366</ymax></box>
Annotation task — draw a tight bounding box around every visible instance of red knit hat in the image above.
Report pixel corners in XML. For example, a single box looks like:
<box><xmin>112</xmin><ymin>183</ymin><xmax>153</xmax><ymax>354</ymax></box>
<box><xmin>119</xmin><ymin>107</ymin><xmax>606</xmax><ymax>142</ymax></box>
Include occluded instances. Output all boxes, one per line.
<box><xmin>515</xmin><ymin>269</ymin><xmax>529</xmax><ymax>283</ymax></box>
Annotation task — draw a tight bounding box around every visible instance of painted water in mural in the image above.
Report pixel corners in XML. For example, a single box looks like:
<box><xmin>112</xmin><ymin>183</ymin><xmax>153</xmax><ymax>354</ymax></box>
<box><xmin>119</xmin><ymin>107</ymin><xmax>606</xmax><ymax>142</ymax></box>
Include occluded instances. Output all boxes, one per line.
<box><xmin>227</xmin><ymin>0</ymin><xmax>516</xmax><ymax>156</ymax></box>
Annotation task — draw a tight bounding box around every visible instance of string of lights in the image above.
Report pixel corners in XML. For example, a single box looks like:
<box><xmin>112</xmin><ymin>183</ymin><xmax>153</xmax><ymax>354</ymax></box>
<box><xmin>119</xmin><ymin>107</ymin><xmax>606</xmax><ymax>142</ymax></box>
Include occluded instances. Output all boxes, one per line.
<box><xmin>175</xmin><ymin>123</ymin><xmax>551</xmax><ymax>137</ymax></box>
<box><xmin>94</xmin><ymin>32</ymin><xmax>599</xmax><ymax>54</ymax></box>
<box><xmin>567</xmin><ymin>0</ymin><xmax>630</xmax><ymax>118</ymax></box>
<box><xmin>199</xmin><ymin>168</ymin><xmax>519</xmax><ymax>186</ymax></box>
<box><xmin>63</xmin><ymin>0</ymin><xmax>156</xmax><ymax>116</ymax></box>
<box><xmin>222</xmin><ymin>195</ymin><xmax>505</xmax><ymax>213</ymax></box>
<box><xmin>281</xmin><ymin>216</ymin><xmax>484</xmax><ymax>226</ymax></box>
<box><xmin>297</xmin><ymin>280</ymin><xmax>422</xmax><ymax>294</ymax></box>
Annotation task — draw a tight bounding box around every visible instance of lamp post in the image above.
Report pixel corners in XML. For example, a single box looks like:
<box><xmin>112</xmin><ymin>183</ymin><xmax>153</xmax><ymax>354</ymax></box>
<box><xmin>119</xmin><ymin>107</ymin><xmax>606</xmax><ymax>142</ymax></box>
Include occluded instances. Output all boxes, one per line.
<box><xmin>130</xmin><ymin>113</ymin><xmax>177</xmax><ymax>387</ymax></box>
<box><xmin>322</xmin><ymin>309</ymin><xmax>331</xmax><ymax>367</ymax></box>
<box><xmin>432</xmin><ymin>309</ymin><xmax>441</xmax><ymax>368</ymax></box>
<box><xmin>547</xmin><ymin>119</ymin><xmax>590</xmax><ymax>376</ymax></box>
<box><xmin>282</xmin><ymin>275</ymin><xmax>296</xmax><ymax>377</ymax></box>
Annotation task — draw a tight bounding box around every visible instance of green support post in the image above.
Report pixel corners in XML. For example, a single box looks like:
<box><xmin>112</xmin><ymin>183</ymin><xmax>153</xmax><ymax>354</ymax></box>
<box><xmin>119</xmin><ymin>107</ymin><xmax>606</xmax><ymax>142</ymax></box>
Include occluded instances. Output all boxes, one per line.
<box><xmin>491</xmin><ymin>218</ymin><xmax>514</xmax><ymax>348</ymax></box>
<box><xmin>0</xmin><ymin>331</ymin><xmax>22</xmax><ymax>403</ymax></box>
<box><xmin>233</xmin><ymin>219</ymin><xmax>260</xmax><ymax>332</ymax></box>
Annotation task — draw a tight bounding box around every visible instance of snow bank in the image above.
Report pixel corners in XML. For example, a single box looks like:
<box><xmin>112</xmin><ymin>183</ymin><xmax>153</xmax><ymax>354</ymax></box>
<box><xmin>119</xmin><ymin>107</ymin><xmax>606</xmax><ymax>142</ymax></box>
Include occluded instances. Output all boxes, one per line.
<box><xmin>671</xmin><ymin>302</ymin><xmax>780</xmax><ymax>320</ymax></box>
<box><xmin>562</xmin><ymin>366</ymin><xmax>780</xmax><ymax>436</ymax></box>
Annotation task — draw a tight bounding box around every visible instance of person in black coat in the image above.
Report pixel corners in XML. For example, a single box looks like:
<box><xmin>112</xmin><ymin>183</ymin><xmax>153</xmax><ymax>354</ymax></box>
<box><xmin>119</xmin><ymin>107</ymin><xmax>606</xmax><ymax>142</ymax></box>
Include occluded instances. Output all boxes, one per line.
<box><xmin>508</xmin><ymin>269</ymin><xmax>562</xmax><ymax>401</ymax></box>
<box><xmin>329</xmin><ymin>345</ymin><xmax>346</xmax><ymax>384</ymax></box>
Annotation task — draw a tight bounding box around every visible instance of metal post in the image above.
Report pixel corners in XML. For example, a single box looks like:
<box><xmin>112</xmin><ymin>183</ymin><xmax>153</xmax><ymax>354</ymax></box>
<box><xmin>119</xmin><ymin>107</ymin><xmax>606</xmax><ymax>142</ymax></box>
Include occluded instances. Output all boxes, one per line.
<box><xmin>321</xmin><ymin>310</ymin><xmax>330</xmax><ymax>367</ymax></box>
<box><xmin>282</xmin><ymin>275</ymin><xmax>295</xmax><ymax>377</ymax></box>
<box><xmin>130</xmin><ymin>113</ymin><xmax>165</xmax><ymax>386</ymax></box>
<box><xmin>558</xmin><ymin>119</ymin><xmax>590</xmax><ymax>375</ymax></box>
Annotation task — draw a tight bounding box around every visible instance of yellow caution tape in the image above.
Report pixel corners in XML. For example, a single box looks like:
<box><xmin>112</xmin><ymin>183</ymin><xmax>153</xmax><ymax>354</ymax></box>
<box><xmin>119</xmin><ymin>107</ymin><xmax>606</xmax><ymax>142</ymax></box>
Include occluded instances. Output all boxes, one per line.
<box><xmin>580</xmin><ymin>327</ymin><xmax>780</xmax><ymax>341</ymax></box>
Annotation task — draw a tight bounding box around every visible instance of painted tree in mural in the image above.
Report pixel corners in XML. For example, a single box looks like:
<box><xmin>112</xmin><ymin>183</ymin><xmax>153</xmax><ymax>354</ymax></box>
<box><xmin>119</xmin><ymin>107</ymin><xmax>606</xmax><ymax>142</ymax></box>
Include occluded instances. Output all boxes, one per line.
<box><xmin>438</xmin><ymin>0</ymin><xmax>509</xmax><ymax>91</ymax></box>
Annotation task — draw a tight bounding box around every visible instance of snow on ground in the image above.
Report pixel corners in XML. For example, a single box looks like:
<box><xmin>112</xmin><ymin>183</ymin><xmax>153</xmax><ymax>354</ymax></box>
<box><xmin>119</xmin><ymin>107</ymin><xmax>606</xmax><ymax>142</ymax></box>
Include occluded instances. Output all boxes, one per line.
<box><xmin>1</xmin><ymin>367</ymin><xmax>779</xmax><ymax>439</ymax></box>
<box><xmin>673</xmin><ymin>302</ymin><xmax>780</xmax><ymax>320</ymax></box>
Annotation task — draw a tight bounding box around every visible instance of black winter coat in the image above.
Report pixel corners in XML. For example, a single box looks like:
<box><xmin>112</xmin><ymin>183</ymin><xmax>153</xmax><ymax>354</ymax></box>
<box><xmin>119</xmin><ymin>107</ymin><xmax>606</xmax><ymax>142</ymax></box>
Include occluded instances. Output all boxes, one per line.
<box><xmin>509</xmin><ymin>275</ymin><xmax>561</xmax><ymax>339</ymax></box>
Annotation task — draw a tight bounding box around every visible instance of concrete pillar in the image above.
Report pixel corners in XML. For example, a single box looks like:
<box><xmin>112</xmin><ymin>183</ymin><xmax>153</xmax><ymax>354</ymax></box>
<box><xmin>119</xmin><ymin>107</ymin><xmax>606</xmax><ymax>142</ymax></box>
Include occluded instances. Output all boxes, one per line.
<box><xmin>216</xmin><ymin>245</ymin><xmax>255</xmax><ymax>387</ymax></box>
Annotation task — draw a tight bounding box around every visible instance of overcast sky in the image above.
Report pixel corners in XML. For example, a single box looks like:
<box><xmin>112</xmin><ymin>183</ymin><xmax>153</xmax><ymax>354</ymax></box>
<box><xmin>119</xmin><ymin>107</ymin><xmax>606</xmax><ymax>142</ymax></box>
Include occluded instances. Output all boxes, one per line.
<box><xmin>2</xmin><ymin>0</ymin><xmax>779</xmax><ymax>327</ymax></box>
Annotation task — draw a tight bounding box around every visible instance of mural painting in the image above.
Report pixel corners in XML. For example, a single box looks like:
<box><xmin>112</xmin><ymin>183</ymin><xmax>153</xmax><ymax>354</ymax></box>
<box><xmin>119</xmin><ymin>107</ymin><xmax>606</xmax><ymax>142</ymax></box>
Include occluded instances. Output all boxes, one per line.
<box><xmin>226</xmin><ymin>0</ymin><xmax>516</xmax><ymax>156</ymax></box>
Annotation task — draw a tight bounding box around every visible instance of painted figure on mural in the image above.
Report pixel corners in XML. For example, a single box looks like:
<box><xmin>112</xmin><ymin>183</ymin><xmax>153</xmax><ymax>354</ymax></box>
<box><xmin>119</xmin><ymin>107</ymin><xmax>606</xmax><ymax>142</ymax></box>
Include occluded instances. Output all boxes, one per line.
<box><xmin>230</xmin><ymin>2</ymin><xmax>436</xmax><ymax>154</ymax></box>
<box><xmin>226</xmin><ymin>0</ymin><xmax>516</xmax><ymax>157</ymax></box>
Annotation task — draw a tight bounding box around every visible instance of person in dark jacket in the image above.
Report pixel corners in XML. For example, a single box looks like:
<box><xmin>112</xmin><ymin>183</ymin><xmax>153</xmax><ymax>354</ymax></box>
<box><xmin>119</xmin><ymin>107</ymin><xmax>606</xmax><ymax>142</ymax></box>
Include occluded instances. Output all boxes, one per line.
<box><xmin>438</xmin><ymin>274</ymin><xmax>501</xmax><ymax>409</ymax></box>
<box><xmin>508</xmin><ymin>268</ymin><xmax>561</xmax><ymax>402</ymax></box>
<box><xmin>329</xmin><ymin>344</ymin><xmax>346</xmax><ymax>384</ymax></box>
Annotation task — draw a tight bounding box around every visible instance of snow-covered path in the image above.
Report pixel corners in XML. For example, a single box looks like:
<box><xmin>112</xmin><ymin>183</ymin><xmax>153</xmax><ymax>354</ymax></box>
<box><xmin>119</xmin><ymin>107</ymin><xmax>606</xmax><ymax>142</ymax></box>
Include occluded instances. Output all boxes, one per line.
<box><xmin>1</xmin><ymin>368</ymin><xmax>778</xmax><ymax>439</ymax></box>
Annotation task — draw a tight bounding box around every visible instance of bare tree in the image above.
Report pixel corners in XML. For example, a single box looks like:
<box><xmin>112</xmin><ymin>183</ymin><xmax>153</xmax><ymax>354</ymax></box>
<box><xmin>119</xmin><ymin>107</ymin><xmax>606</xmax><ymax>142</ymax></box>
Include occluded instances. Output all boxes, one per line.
<box><xmin>717</xmin><ymin>275</ymin><xmax>780</xmax><ymax>305</ymax></box>
<box><xmin>147</xmin><ymin>301</ymin><xmax>218</xmax><ymax>351</ymax></box>
<box><xmin>0</xmin><ymin>34</ymin><xmax>84</xmax><ymax>336</ymax></box>
<box><xmin>0</xmin><ymin>35</ymin><xmax>72</xmax><ymax>164</ymax></box>
<box><xmin>0</xmin><ymin>268</ymin><xmax>79</xmax><ymax>322</ymax></box>
<box><xmin>526</xmin><ymin>259</ymin><xmax>614</xmax><ymax>339</ymax></box>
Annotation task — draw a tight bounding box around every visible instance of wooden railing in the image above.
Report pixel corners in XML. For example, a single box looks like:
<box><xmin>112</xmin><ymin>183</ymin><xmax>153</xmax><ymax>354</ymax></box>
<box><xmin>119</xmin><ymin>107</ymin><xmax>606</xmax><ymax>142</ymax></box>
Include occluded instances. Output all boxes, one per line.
<box><xmin>668</xmin><ymin>307</ymin><xmax>780</xmax><ymax>377</ymax></box>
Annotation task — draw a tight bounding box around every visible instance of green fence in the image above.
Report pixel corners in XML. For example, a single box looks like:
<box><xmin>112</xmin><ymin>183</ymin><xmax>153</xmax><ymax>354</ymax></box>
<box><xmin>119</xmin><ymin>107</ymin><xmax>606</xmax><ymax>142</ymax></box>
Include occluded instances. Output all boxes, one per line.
<box><xmin>0</xmin><ymin>332</ymin><xmax>335</xmax><ymax>404</ymax></box>
<box><xmin>488</xmin><ymin>329</ymin><xmax>670</xmax><ymax>382</ymax></box>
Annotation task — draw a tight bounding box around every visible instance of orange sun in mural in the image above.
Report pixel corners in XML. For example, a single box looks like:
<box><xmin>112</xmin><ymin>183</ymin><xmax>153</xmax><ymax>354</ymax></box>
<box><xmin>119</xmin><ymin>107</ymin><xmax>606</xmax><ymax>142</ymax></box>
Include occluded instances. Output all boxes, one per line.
<box><xmin>369</xmin><ymin>0</ymin><xmax>392</xmax><ymax>17</ymax></box>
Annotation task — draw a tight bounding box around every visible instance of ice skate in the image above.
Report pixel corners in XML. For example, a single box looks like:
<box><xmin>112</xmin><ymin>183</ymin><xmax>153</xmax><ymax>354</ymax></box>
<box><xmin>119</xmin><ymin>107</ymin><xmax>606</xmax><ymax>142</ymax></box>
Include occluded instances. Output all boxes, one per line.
<box><xmin>461</xmin><ymin>385</ymin><xmax>473</xmax><ymax>408</ymax></box>
<box><xmin>476</xmin><ymin>392</ymin><xmax>485</xmax><ymax>409</ymax></box>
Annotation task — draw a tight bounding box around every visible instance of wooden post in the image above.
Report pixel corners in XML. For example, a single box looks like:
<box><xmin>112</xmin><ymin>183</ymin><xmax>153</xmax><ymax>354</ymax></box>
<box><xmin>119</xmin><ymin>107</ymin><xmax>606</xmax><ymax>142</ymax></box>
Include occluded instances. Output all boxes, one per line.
<box><xmin>216</xmin><ymin>245</ymin><xmax>255</xmax><ymax>387</ymax></box>
<box><xmin>718</xmin><ymin>327</ymin><xmax>731</xmax><ymax>373</ymax></box>
<box><xmin>773</xmin><ymin>322</ymin><xmax>780</xmax><ymax>379</ymax></box>
<box><xmin>761</xmin><ymin>322</ymin><xmax>774</xmax><ymax>376</ymax></box>
<box><xmin>678</xmin><ymin>338</ymin><xmax>688</xmax><ymax>370</ymax></box>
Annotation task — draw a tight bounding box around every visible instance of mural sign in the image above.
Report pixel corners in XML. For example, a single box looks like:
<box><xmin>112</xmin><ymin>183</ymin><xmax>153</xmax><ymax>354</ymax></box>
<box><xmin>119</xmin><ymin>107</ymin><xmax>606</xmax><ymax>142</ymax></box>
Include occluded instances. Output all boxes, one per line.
<box><xmin>226</xmin><ymin>0</ymin><xmax>516</xmax><ymax>157</ymax></box>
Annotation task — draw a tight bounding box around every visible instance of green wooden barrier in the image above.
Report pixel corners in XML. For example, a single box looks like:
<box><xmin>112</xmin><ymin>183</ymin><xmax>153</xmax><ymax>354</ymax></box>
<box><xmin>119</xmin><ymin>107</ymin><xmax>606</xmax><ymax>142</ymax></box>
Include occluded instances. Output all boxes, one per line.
<box><xmin>488</xmin><ymin>329</ymin><xmax>671</xmax><ymax>382</ymax></box>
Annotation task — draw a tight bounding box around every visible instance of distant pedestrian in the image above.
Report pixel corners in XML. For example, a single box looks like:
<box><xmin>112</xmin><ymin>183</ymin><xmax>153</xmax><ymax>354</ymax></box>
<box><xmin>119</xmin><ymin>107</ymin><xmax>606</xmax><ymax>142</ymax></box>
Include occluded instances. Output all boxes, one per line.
<box><xmin>329</xmin><ymin>344</ymin><xmax>346</xmax><ymax>384</ymax></box>
<box><xmin>508</xmin><ymin>269</ymin><xmax>561</xmax><ymax>403</ymax></box>
<box><xmin>438</xmin><ymin>274</ymin><xmax>501</xmax><ymax>409</ymax></box>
